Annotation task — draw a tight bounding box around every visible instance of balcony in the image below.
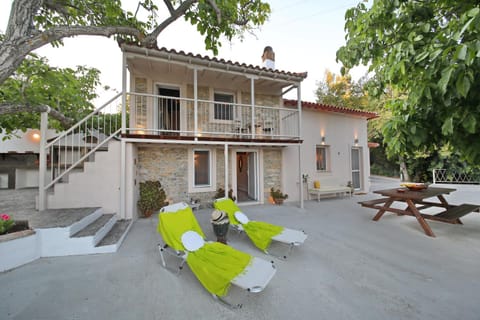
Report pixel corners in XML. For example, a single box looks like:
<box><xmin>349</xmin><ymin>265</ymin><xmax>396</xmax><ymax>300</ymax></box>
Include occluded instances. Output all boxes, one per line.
<box><xmin>124</xmin><ymin>92</ymin><xmax>301</xmax><ymax>143</ymax></box>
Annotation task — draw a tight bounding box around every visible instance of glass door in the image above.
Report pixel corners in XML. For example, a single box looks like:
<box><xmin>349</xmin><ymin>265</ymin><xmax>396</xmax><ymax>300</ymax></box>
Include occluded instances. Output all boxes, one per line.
<box><xmin>351</xmin><ymin>147</ymin><xmax>362</xmax><ymax>190</ymax></box>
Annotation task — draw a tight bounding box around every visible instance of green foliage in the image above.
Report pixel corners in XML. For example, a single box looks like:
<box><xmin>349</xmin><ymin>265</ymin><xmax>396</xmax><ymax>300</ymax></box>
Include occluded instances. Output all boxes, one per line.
<box><xmin>0</xmin><ymin>214</ymin><xmax>15</xmax><ymax>235</ymax></box>
<box><xmin>0</xmin><ymin>54</ymin><xmax>100</xmax><ymax>136</ymax></box>
<box><xmin>184</xmin><ymin>0</ymin><xmax>271</xmax><ymax>54</ymax></box>
<box><xmin>137</xmin><ymin>180</ymin><xmax>168</xmax><ymax>217</ymax></box>
<box><xmin>315</xmin><ymin>70</ymin><xmax>368</xmax><ymax>109</ymax></box>
<box><xmin>337</xmin><ymin>0</ymin><xmax>480</xmax><ymax>165</ymax></box>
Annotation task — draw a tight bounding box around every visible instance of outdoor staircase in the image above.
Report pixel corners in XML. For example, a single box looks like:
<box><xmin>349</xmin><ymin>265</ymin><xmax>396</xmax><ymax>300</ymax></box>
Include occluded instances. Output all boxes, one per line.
<box><xmin>39</xmin><ymin>139</ymin><xmax>122</xmax><ymax>214</ymax></box>
<box><xmin>36</xmin><ymin>207</ymin><xmax>132</xmax><ymax>257</ymax></box>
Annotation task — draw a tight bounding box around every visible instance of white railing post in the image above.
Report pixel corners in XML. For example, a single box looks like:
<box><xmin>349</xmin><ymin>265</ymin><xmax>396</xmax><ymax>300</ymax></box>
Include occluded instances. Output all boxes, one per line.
<box><xmin>432</xmin><ymin>169</ymin><xmax>436</xmax><ymax>184</ymax></box>
<box><xmin>39</xmin><ymin>108</ymin><xmax>50</xmax><ymax>211</ymax></box>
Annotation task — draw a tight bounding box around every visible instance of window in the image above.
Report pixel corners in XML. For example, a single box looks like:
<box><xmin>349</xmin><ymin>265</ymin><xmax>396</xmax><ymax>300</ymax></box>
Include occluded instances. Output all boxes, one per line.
<box><xmin>316</xmin><ymin>146</ymin><xmax>329</xmax><ymax>171</ymax></box>
<box><xmin>194</xmin><ymin>150</ymin><xmax>210</xmax><ymax>187</ymax></box>
<box><xmin>214</xmin><ymin>93</ymin><xmax>234</xmax><ymax>121</ymax></box>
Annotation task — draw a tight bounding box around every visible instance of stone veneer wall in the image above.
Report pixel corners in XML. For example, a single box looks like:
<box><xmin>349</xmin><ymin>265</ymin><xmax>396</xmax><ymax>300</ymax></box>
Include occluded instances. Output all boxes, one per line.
<box><xmin>263</xmin><ymin>149</ymin><xmax>282</xmax><ymax>201</ymax></box>
<box><xmin>241</xmin><ymin>93</ymin><xmax>280</xmax><ymax>107</ymax></box>
<box><xmin>137</xmin><ymin>146</ymin><xmax>189</xmax><ymax>204</ymax></box>
<box><xmin>137</xmin><ymin>145</ymin><xmax>228</xmax><ymax>208</ymax></box>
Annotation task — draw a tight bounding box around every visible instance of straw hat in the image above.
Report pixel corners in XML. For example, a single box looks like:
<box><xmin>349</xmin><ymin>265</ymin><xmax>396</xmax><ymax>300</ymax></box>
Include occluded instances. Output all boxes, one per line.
<box><xmin>211</xmin><ymin>210</ymin><xmax>228</xmax><ymax>224</ymax></box>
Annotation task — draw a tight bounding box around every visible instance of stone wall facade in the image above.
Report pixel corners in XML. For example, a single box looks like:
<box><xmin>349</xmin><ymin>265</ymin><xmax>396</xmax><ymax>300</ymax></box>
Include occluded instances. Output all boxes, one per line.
<box><xmin>137</xmin><ymin>146</ymin><xmax>189</xmax><ymax>204</ymax></box>
<box><xmin>137</xmin><ymin>146</ymin><xmax>230</xmax><ymax>208</ymax></box>
<box><xmin>137</xmin><ymin>145</ymin><xmax>283</xmax><ymax>207</ymax></box>
<box><xmin>263</xmin><ymin>148</ymin><xmax>282</xmax><ymax>201</ymax></box>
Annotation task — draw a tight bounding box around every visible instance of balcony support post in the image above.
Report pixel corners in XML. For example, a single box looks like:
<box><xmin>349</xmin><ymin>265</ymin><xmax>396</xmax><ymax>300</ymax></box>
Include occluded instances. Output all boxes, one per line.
<box><xmin>297</xmin><ymin>83</ymin><xmax>304</xmax><ymax>209</ymax></box>
<box><xmin>194</xmin><ymin>67</ymin><xmax>198</xmax><ymax>141</ymax></box>
<box><xmin>250</xmin><ymin>77</ymin><xmax>256</xmax><ymax>138</ymax></box>
<box><xmin>120</xmin><ymin>51</ymin><xmax>127</xmax><ymax>218</ymax></box>
<box><xmin>224</xmin><ymin>143</ymin><xmax>229</xmax><ymax>199</ymax></box>
<box><xmin>38</xmin><ymin>109</ymin><xmax>49</xmax><ymax>211</ymax></box>
<box><xmin>121</xmin><ymin>51</ymin><xmax>127</xmax><ymax>135</ymax></box>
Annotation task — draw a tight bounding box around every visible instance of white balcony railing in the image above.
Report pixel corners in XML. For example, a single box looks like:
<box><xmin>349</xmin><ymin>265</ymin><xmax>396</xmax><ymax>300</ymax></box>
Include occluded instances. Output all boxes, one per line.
<box><xmin>127</xmin><ymin>92</ymin><xmax>300</xmax><ymax>140</ymax></box>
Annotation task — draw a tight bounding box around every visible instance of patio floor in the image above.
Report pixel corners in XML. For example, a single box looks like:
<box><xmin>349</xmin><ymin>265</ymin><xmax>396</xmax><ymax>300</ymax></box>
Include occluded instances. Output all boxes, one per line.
<box><xmin>1</xmin><ymin>177</ymin><xmax>480</xmax><ymax>319</ymax></box>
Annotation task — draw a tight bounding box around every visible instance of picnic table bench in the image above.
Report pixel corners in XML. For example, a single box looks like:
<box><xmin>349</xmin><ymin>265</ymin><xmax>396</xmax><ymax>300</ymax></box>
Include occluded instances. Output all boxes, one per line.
<box><xmin>359</xmin><ymin>187</ymin><xmax>480</xmax><ymax>237</ymax></box>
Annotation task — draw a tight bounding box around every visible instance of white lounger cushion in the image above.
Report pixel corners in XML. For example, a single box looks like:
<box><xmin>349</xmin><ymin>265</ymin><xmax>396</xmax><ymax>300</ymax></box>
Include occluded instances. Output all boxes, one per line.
<box><xmin>272</xmin><ymin>228</ymin><xmax>308</xmax><ymax>245</ymax></box>
<box><xmin>181</xmin><ymin>231</ymin><xmax>205</xmax><ymax>251</ymax></box>
<box><xmin>232</xmin><ymin>257</ymin><xmax>276</xmax><ymax>293</ymax></box>
<box><xmin>161</xmin><ymin>202</ymin><xmax>188</xmax><ymax>212</ymax></box>
<box><xmin>234</xmin><ymin>211</ymin><xmax>249</xmax><ymax>224</ymax></box>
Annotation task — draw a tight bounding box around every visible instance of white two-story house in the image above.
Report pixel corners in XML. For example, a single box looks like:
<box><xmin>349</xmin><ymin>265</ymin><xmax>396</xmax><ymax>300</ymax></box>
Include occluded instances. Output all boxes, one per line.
<box><xmin>37</xmin><ymin>44</ymin><xmax>375</xmax><ymax>219</ymax></box>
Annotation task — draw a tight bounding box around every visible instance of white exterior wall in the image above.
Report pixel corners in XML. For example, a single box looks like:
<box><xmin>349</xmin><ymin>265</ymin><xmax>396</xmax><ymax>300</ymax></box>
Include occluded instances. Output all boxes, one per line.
<box><xmin>0</xmin><ymin>129</ymin><xmax>57</xmax><ymax>153</ymax></box>
<box><xmin>284</xmin><ymin>109</ymin><xmax>371</xmax><ymax>201</ymax></box>
<box><xmin>46</xmin><ymin>140</ymin><xmax>121</xmax><ymax>215</ymax></box>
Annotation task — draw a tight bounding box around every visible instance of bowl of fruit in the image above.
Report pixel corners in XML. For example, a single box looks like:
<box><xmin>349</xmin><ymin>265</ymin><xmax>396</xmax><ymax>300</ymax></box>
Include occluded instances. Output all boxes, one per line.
<box><xmin>400</xmin><ymin>182</ymin><xmax>428</xmax><ymax>191</ymax></box>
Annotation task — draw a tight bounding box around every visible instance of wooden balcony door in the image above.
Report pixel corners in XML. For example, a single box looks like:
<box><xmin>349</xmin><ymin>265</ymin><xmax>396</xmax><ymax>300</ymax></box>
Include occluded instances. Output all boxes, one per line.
<box><xmin>236</xmin><ymin>151</ymin><xmax>259</xmax><ymax>202</ymax></box>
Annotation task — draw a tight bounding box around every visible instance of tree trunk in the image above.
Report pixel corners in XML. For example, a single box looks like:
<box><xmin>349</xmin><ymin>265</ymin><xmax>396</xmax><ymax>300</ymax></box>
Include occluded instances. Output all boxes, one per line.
<box><xmin>399</xmin><ymin>158</ymin><xmax>410</xmax><ymax>182</ymax></box>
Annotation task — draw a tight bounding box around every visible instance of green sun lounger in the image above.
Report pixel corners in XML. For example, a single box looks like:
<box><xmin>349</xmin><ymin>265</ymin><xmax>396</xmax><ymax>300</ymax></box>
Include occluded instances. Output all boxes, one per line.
<box><xmin>157</xmin><ymin>202</ymin><xmax>277</xmax><ymax>308</ymax></box>
<box><xmin>213</xmin><ymin>197</ymin><xmax>308</xmax><ymax>259</ymax></box>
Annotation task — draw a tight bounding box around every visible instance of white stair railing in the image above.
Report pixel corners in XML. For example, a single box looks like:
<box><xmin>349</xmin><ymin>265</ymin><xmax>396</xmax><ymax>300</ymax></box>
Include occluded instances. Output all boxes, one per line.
<box><xmin>43</xmin><ymin>93</ymin><xmax>123</xmax><ymax>192</ymax></box>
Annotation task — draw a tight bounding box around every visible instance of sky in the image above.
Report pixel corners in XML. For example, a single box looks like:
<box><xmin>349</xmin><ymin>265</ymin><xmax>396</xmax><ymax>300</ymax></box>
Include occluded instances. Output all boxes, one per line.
<box><xmin>0</xmin><ymin>0</ymin><xmax>366</xmax><ymax>103</ymax></box>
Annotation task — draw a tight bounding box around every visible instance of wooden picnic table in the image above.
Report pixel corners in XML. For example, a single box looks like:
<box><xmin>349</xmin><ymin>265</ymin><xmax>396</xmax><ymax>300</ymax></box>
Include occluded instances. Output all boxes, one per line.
<box><xmin>359</xmin><ymin>187</ymin><xmax>480</xmax><ymax>237</ymax></box>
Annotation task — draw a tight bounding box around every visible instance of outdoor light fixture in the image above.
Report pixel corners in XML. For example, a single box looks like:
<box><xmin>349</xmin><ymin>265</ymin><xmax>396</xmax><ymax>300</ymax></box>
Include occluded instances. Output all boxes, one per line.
<box><xmin>354</xmin><ymin>138</ymin><xmax>359</xmax><ymax>146</ymax></box>
<box><xmin>321</xmin><ymin>136</ymin><xmax>325</xmax><ymax>145</ymax></box>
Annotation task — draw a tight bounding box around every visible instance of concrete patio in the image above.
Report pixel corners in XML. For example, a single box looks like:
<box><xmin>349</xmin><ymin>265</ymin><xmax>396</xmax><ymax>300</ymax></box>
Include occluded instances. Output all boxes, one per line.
<box><xmin>1</xmin><ymin>177</ymin><xmax>480</xmax><ymax>319</ymax></box>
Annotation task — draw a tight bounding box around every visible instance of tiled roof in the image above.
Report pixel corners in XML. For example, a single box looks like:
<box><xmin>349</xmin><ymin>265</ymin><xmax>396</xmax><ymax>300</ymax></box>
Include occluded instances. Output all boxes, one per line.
<box><xmin>283</xmin><ymin>99</ymin><xmax>378</xmax><ymax>120</ymax></box>
<box><xmin>121</xmin><ymin>44</ymin><xmax>308</xmax><ymax>80</ymax></box>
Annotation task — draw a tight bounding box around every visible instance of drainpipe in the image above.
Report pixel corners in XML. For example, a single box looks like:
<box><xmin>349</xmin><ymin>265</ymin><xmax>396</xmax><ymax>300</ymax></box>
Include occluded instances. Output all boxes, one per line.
<box><xmin>38</xmin><ymin>107</ymin><xmax>50</xmax><ymax>211</ymax></box>
<box><xmin>224</xmin><ymin>143</ymin><xmax>228</xmax><ymax>198</ymax></box>
<box><xmin>297</xmin><ymin>84</ymin><xmax>304</xmax><ymax>209</ymax></box>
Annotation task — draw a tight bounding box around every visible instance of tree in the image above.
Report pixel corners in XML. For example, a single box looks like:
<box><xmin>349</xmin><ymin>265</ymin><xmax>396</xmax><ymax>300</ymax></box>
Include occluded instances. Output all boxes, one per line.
<box><xmin>0</xmin><ymin>53</ymin><xmax>102</xmax><ymax>136</ymax></box>
<box><xmin>337</xmin><ymin>1</ymin><xmax>480</xmax><ymax>165</ymax></box>
<box><xmin>0</xmin><ymin>0</ymin><xmax>271</xmax><ymax>128</ymax></box>
<box><xmin>315</xmin><ymin>69</ymin><xmax>367</xmax><ymax>109</ymax></box>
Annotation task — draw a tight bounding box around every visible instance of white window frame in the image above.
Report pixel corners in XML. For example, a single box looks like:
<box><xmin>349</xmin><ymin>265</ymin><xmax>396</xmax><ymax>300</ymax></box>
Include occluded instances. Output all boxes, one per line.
<box><xmin>209</xmin><ymin>90</ymin><xmax>236</xmax><ymax>124</ymax></box>
<box><xmin>188</xmin><ymin>148</ymin><xmax>216</xmax><ymax>193</ymax></box>
<box><xmin>315</xmin><ymin>145</ymin><xmax>330</xmax><ymax>172</ymax></box>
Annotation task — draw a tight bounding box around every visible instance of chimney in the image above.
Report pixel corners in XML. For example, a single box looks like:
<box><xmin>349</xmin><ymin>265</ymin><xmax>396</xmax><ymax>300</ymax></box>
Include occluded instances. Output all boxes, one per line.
<box><xmin>261</xmin><ymin>46</ymin><xmax>275</xmax><ymax>70</ymax></box>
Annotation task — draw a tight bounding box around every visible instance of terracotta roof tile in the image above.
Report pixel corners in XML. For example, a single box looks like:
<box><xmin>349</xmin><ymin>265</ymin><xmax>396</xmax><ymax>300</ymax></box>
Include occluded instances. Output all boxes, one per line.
<box><xmin>122</xmin><ymin>43</ymin><xmax>308</xmax><ymax>79</ymax></box>
<box><xmin>283</xmin><ymin>99</ymin><xmax>378</xmax><ymax>120</ymax></box>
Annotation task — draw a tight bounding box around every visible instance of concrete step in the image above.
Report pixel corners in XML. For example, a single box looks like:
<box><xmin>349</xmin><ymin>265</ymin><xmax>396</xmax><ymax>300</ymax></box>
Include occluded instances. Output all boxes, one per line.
<box><xmin>72</xmin><ymin>213</ymin><xmax>116</xmax><ymax>246</ymax></box>
<box><xmin>97</xmin><ymin>220</ymin><xmax>132</xmax><ymax>247</ymax></box>
<box><xmin>72</xmin><ymin>214</ymin><xmax>115</xmax><ymax>237</ymax></box>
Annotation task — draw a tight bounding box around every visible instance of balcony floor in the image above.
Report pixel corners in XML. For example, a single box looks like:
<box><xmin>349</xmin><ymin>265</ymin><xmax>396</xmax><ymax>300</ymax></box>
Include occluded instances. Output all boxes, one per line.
<box><xmin>122</xmin><ymin>133</ymin><xmax>302</xmax><ymax>145</ymax></box>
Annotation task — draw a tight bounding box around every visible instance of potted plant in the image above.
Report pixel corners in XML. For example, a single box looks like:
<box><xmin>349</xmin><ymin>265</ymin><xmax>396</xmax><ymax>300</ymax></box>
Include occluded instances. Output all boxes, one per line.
<box><xmin>214</xmin><ymin>187</ymin><xmax>237</xmax><ymax>202</ymax></box>
<box><xmin>0</xmin><ymin>213</ymin><xmax>15</xmax><ymax>235</ymax></box>
<box><xmin>270</xmin><ymin>187</ymin><xmax>288</xmax><ymax>205</ymax></box>
<box><xmin>137</xmin><ymin>180</ymin><xmax>168</xmax><ymax>218</ymax></box>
